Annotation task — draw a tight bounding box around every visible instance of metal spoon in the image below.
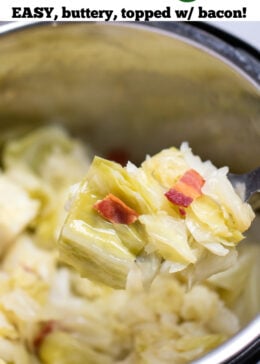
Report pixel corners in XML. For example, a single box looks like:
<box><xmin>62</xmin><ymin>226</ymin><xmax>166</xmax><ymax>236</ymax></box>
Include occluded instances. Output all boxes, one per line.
<box><xmin>228</xmin><ymin>166</ymin><xmax>260</xmax><ymax>203</ymax></box>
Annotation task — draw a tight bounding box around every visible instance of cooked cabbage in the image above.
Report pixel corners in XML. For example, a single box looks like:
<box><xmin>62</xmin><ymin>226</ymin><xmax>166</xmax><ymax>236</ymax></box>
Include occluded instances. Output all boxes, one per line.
<box><xmin>59</xmin><ymin>143</ymin><xmax>254</xmax><ymax>288</ymax></box>
<box><xmin>0</xmin><ymin>175</ymin><xmax>39</xmax><ymax>254</ymax></box>
<box><xmin>3</xmin><ymin>126</ymin><xmax>91</xmax><ymax>249</ymax></box>
<box><xmin>0</xmin><ymin>127</ymin><xmax>258</xmax><ymax>364</ymax></box>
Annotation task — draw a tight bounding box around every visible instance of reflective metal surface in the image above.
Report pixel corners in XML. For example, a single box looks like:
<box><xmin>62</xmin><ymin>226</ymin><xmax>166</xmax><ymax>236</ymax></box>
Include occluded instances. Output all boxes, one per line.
<box><xmin>0</xmin><ymin>22</ymin><xmax>259</xmax><ymax>363</ymax></box>
<box><xmin>193</xmin><ymin>316</ymin><xmax>260</xmax><ymax>364</ymax></box>
<box><xmin>0</xmin><ymin>23</ymin><xmax>259</xmax><ymax>171</ymax></box>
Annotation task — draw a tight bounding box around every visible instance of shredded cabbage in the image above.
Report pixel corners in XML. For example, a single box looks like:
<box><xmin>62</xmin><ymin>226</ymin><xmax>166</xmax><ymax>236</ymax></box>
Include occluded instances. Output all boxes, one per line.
<box><xmin>0</xmin><ymin>175</ymin><xmax>39</xmax><ymax>254</ymax></box>
<box><xmin>0</xmin><ymin>127</ymin><xmax>258</xmax><ymax>364</ymax></box>
<box><xmin>59</xmin><ymin>143</ymin><xmax>255</xmax><ymax>288</ymax></box>
<box><xmin>3</xmin><ymin>126</ymin><xmax>91</xmax><ymax>249</ymax></box>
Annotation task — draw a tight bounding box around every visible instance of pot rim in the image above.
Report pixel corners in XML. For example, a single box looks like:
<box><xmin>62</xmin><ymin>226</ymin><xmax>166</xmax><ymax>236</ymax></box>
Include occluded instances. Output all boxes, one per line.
<box><xmin>132</xmin><ymin>21</ymin><xmax>260</xmax><ymax>88</ymax></box>
<box><xmin>193</xmin><ymin>315</ymin><xmax>260</xmax><ymax>364</ymax></box>
<box><xmin>0</xmin><ymin>21</ymin><xmax>259</xmax><ymax>89</ymax></box>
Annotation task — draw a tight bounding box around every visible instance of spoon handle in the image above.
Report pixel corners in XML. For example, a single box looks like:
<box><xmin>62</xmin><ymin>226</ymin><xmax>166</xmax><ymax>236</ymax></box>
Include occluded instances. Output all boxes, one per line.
<box><xmin>228</xmin><ymin>167</ymin><xmax>260</xmax><ymax>202</ymax></box>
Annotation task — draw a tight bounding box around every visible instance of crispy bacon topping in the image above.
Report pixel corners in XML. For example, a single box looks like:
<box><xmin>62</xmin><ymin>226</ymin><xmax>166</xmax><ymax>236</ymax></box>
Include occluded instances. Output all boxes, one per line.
<box><xmin>165</xmin><ymin>169</ymin><xmax>205</xmax><ymax>215</ymax></box>
<box><xmin>33</xmin><ymin>320</ymin><xmax>57</xmax><ymax>351</ymax></box>
<box><xmin>165</xmin><ymin>189</ymin><xmax>193</xmax><ymax>208</ymax></box>
<box><xmin>93</xmin><ymin>194</ymin><xmax>138</xmax><ymax>224</ymax></box>
<box><xmin>175</xmin><ymin>169</ymin><xmax>205</xmax><ymax>199</ymax></box>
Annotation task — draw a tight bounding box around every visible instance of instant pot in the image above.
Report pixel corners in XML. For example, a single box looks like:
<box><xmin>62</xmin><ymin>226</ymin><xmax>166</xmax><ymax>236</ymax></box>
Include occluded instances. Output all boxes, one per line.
<box><xmin>0</xmin><ymin>21</ymin><xmax>259</xmax><ymax>363</ymax></box>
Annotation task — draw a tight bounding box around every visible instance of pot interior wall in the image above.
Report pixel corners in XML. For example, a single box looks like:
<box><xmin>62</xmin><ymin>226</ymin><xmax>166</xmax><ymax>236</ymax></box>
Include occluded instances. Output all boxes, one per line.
<box><xmin>0</xmin><ymin>23</ymin><xmax>259</xmax><ymax>172</ymax></box>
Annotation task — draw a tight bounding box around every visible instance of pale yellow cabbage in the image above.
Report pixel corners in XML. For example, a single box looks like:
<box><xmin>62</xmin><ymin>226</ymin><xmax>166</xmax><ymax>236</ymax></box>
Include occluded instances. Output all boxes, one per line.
<box><xmin>0</xmin><ymin>175</ymin><xmax>39</xmax><ymax>254</ymax></box>
<box><xmin>59</xmin><ymin>143</ymin><xmax>254</xmax><ymax>288</ymax></box>
<box><xmin>3</xmin><ymin>126</ymin><xmax>91</xmax><ymax>249</ymax></box>
<box><xmin>0</xmin><ymin>127</ymin><xmax>257</xmax><ymax>364</ymax></box>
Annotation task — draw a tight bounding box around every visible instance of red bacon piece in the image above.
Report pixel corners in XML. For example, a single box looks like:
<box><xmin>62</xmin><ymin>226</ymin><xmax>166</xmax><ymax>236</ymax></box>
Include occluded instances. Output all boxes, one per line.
<box><xmin>165</xmin><ymin>189</ymin><xmax>193</xmax><ymax>208</ymax></box>
<box><xmin>176</xmin><ymin>169</ymin><xmax>205</xmax><ymax>199</ymax></box>
<box><xmin>33</xmin><ymin>320</ymin><xmax>57</xmax><ymax>351</ymax></box>
<box><xmin>93</xmin><ymin>194</ymin><xmax>138</xmax><ymax>224</ymax></box>
<box><xmin>165</xmin><ymin>169</ymin><xmax>205</xmax><ymax>214</ymax></box>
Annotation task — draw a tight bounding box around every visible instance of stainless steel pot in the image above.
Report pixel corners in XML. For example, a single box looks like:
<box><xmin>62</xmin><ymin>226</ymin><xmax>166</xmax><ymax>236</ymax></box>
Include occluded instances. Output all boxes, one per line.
<box><xmin>0</xmin><ymin>21</ymin><xmax>259</xmax><ymax>363</ymax></box>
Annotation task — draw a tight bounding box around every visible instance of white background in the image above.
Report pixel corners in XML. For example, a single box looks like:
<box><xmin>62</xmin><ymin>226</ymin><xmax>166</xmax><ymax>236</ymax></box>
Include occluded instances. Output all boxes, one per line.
<box><xmin>212</xmin><ymin>22</ymin><xmax>260</xmax><ymax>50</ymax></box>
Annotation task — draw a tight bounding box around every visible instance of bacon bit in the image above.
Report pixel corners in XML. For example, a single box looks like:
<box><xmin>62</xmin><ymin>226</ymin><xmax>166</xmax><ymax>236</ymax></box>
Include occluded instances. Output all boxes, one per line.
<box><xmin>165</xmin><ymin>189</ymin><xmax>193</xmax><ymax>208</ymax></box>
<box><xmin>93</xmin><ymin>194</ymin><xmax>138</xmax><ymax>224</ymax></box>
<box><xmin>33</xmin><ymin>320</ymin><xmax>57</xmax><ymax>351</ymax></box>
<box><xmin>165</xmin><ymin>169</ymin><xmax>205</xmax><ymax>215</ymax></box>
<box><xmin>175</xmin><ymin>169</ymin><xmax>205</xmax><ymax>199</ymax></box>
<box><xmin>178</xmin><ymin>207</ymin><xmax>187</xmax><ymax>216</ymax></box>
<box><xmin>106</xmin><ymin>148</ymin><xmax>130</xmax><ymax>166</ymax></box>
